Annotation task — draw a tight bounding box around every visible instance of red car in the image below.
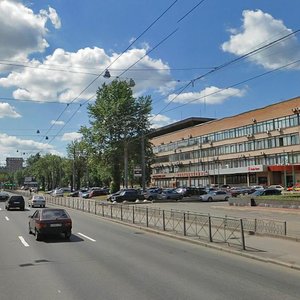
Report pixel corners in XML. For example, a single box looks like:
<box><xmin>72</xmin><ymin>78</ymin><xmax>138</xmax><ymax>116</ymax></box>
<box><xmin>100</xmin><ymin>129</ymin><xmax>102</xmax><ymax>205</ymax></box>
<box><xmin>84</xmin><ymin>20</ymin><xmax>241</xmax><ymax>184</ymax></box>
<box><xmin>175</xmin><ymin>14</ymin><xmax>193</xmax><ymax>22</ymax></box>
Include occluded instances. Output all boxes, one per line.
<box><xmin>287</xmin><ymin>184</ymin><xmax>300</xmax><ymax>191</ymax></box>
<box><xmin>29</xmin><ymin>208</ymin><xmax>72</xmax><ymax>241</ymax></box>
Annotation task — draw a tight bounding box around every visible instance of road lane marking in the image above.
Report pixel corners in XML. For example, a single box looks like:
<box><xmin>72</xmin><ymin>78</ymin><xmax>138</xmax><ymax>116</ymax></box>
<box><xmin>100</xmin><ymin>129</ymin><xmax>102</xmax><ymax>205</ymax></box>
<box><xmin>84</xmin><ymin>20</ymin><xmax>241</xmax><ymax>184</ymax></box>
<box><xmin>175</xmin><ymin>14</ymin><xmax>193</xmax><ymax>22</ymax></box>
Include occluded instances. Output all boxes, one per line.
<box><xmin>77</xmin><ymin>232</ymin><xmax>96</xmax><ymax>242</ymax></box>
<box><xmin>5</xmin><ymin>216</ymin><xmax>9</xmax><ymax>221</ymax></box>
<box><xmin>18</xmin><ymin>236</ymin><xmax>30</xmax><ymax>247</ymax></box>
<box><xmin>0</xmin><ymin>208</ymin><xmax>2</xmax><ymax>211</ymax></box>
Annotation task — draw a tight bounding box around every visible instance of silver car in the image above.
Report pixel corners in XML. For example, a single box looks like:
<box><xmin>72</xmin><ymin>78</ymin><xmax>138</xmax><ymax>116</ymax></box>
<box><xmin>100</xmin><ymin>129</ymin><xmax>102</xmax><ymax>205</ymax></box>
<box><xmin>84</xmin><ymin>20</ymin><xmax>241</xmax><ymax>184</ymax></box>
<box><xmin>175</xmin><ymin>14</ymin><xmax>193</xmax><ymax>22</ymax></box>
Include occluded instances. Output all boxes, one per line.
<box><xmin>28</xmin><ymin>195</ymin><xmax>46</xmax><ymax>208</ymax></box>
<box><xmin>199</xmin><ymin>190</ymin><xmax>230</xmax><ymax>202</ymax></box>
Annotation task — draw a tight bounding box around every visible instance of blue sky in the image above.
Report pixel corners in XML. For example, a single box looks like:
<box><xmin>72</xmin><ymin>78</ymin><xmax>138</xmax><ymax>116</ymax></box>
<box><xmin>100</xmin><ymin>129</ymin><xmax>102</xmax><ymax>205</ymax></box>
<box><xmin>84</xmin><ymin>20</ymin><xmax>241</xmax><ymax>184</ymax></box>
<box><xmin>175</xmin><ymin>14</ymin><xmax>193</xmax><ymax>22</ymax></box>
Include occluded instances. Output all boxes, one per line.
<box><xmin>0</xmin><ymin>0</ymin><xmax>300</xmax><ymax>165</ymax></box>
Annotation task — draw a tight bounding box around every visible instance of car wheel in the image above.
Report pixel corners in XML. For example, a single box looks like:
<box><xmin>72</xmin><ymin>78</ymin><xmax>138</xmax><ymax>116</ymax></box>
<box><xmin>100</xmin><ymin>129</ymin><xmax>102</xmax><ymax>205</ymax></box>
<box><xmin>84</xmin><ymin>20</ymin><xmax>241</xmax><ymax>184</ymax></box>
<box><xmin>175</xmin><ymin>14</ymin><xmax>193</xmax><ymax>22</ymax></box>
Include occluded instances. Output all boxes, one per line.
<box><xmin>6</xmin><ymin>206</ymin><xmax>10</xmax><ymax>211</ymax></box>
<box><xmin>65</xmin><ymin>231</ymin><xmax>71</xmax><ymax>239</ymax></box>
<box><xmin>29</xmin><ymin>224</ymin><xmax>32</xmax><ymax>234</ymax></box>
<box><xmin>224</xmin><ymin>196</ymin><xmax>229</xmax><ymax>201</ymax></box>
<box><xmin>208</xmin><ymin>197</ymin><xmax>213</xmax><ymax>202</ymax></box>
<box><xmin>148</xmin><ymin>196</ymin><xmax>153</xmax><ymax>200</ymax></box>
<box><xmin>35</xmin><ymin>229</ymin><xmax>42</xmax><ymax>241</ymax></box>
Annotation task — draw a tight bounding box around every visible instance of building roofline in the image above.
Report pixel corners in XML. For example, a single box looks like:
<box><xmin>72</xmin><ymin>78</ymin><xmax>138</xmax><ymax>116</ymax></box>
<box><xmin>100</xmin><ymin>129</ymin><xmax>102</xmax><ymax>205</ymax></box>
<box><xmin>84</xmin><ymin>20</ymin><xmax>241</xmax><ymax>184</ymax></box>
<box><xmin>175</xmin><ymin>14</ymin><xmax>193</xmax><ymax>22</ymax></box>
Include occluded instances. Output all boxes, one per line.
<box><xmin>148</xmin><ymin>117</ymin><xmax>215</xmax><ymax>138</ymax></box>
<box><xmin>149</xmin><ymin>96</ymin><xmax>300</xmax><ymax>138</ymax></box>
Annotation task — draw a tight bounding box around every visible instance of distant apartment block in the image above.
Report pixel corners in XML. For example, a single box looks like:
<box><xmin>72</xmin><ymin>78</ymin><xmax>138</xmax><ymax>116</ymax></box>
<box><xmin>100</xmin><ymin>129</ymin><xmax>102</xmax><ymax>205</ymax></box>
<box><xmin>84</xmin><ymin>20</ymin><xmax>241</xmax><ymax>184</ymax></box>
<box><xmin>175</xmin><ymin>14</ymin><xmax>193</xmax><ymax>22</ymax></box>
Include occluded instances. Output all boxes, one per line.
<box><xmin>6</xmin><ymin>157</ymin><xmax>24</xmax><ymax>173</ymax></box>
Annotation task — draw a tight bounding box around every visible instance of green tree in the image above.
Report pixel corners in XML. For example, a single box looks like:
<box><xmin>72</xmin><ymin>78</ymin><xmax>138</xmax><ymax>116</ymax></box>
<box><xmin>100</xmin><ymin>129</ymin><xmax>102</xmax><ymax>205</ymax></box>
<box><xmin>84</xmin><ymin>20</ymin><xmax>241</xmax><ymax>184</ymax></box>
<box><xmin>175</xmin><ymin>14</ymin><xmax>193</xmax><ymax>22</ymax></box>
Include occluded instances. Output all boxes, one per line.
<box><xmin>80</xmin><ymin>80</ymin><xmax>152</xmax><ymax>192</ymax></box>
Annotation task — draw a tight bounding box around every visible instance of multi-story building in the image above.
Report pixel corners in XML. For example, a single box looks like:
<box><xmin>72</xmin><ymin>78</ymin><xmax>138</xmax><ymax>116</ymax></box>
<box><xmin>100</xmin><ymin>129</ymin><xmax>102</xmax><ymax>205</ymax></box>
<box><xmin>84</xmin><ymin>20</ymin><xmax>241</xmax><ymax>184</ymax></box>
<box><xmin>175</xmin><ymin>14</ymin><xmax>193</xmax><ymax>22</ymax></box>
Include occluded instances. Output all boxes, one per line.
<box><xmin>6</xmin><ymin>157</ymin><xmax>24</xmax><ymax>173</ymax></box>
<box><xmin>150</xmin><ymin>97</ymin><xmax>300</xmax><ymax>188</ymax></box>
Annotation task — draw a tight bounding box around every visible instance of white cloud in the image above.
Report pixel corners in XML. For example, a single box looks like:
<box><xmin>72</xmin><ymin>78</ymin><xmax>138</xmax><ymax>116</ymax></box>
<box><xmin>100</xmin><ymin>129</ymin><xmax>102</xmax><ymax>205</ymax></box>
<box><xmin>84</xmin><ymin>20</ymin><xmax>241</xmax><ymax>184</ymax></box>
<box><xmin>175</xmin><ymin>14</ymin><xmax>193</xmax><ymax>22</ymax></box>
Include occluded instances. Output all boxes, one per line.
<box><xmin>167</xmin><ymin>86</ymin><xmax>245</xmax><ymax>105</ymax></box>
<box><xmin>0</xmin><ymin>1</ymin><xmax>61</xmax><ymax>64</ymax></box>
<box><xmin>150</xmin><ymin>114</ymin><xmax>178</xmax><ymax>129</ymax></box>
<box><xmin>51</xmin><ymin>120</ymin><xmax>65</xmax><ymax>126</ymax></box>
<box><xmin>47</xmin><ymin>7</ymin><xmax>61</xmax><ymax>29</ymax></box>
<box><xmin>0</xmin><ymin>133</ymin><xmax>54</xmax><ymax>161</ymax></box>
<box><xmin>222</xmin><ymin>10</ymin><xmax>300</xmax><ymax>70</ymax></box>
<box><xmin>0</xmin><ymin>46</ymin><xmax>173</xmax><ymax>103</ymax></box>
<box><xmin>0</xmin><ymin>102</ymin><xmax>21</xmax><ymax>118</ymax></box>
<box><xmin>61</xmin><ymin>132</ymin><xmax>83</xmax><ymax>141</ymax></box>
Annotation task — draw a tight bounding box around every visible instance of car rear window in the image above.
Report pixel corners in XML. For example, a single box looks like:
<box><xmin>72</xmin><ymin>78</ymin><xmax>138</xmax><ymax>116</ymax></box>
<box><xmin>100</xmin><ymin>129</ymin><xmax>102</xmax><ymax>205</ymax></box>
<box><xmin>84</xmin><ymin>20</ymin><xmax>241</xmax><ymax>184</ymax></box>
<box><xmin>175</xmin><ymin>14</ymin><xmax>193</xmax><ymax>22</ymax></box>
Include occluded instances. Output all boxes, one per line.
<box><xmin>42</xmin><ymin>209</ymin><xmax>69</xmax><ymax>220</ymax></box>
<box><xmin>10</xmin><ymin>196</ymin><xmax>24</xmax><ymax>202</ymax></box>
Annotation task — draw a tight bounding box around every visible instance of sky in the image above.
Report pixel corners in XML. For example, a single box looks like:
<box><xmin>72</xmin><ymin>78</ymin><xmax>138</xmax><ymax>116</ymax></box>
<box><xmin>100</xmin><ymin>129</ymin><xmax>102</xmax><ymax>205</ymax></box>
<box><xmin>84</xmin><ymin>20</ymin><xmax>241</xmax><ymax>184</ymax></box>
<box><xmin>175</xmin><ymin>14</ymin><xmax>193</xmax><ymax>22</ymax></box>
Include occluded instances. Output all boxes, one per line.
<box><xmin>0</xmin><ymin>0</ymin><xmax>300</xmax><ymax>166</ymax></box>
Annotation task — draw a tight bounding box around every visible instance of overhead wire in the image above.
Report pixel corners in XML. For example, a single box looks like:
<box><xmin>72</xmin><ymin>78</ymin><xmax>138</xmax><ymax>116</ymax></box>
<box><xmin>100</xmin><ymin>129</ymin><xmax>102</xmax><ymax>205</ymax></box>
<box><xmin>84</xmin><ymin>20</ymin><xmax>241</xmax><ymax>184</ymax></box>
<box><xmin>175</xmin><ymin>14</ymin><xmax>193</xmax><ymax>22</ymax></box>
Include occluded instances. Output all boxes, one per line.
<box><xmin>162</xmin><ymin>58</ymin><xmax>300</xmax><ymax>113</ymax></box>
<box><xmin>177</xmin><ymin>0</ymin><xmax>207</xmax><ymax>23</ymax></box>
<box><xmin>150</xmin><ymin>28</ymin><xmax>300</xmax><ymax>120</ymax></box>
<box><xmin>40</xmin><ymin>28</ymin><xmax>300</xmax><ymax>148</ymax></box>
<box><xmin>40</xmin><ymin>0</ymin><xmax>180</xmax><ymax>143</ymax></box>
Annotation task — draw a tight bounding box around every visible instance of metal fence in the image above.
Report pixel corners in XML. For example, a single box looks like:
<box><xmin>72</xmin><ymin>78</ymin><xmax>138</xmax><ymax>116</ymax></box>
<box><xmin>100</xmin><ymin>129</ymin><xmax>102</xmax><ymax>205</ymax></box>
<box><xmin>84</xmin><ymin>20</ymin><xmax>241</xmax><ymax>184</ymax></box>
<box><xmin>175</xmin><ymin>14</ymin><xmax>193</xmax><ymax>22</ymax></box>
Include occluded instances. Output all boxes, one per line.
<box><xmin>41</xmin><ymin>194</ymin><xmax>246</xmax><ymax>250</ymax></box>
<box><xmin>13</xmin><ymin>190</ymin><xmax>288</xmax><ymax>249</ymax></box>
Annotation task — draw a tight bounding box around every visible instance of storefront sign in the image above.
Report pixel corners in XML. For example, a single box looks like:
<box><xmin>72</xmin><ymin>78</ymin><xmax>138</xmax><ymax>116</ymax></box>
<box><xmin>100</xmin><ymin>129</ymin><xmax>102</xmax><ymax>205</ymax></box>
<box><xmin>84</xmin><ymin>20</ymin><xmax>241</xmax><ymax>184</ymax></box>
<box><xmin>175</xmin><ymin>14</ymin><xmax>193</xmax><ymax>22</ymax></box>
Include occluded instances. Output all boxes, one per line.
<box><xmin>209</xmin><ymin>165</ymin><xmax>266</xmax><ymax>175</ymax></box>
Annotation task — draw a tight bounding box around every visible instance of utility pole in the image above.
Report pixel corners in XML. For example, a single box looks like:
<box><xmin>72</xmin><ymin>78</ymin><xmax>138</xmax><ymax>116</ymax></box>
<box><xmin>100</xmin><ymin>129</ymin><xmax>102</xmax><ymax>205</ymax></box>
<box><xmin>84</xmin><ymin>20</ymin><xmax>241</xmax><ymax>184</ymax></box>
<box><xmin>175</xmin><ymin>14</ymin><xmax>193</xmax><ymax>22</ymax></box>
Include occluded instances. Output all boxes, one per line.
<box><xmin>141</xmin><ymin>133</ymin><xmax>146</xmax><ymax>191</ymax></box>
<box><xmin>72</xmin><ymin>145</ymin><xmax>75</xmax><ymax>192</ymax></box>
<box><xmin>124</xmin><ymin>140</ymin><xmax>128</xmax><ymax>188</ymax></box>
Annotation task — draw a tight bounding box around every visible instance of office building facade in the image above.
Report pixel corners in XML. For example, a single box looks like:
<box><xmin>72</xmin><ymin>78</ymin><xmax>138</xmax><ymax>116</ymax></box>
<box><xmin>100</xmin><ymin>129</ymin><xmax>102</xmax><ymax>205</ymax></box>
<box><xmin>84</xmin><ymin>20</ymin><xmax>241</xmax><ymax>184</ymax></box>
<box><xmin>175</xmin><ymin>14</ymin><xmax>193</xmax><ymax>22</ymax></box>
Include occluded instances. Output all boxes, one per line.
<box><xmin>150</xmin><ymin>97</ymin><xmax>300</xmax><ymax>188</ymax></box>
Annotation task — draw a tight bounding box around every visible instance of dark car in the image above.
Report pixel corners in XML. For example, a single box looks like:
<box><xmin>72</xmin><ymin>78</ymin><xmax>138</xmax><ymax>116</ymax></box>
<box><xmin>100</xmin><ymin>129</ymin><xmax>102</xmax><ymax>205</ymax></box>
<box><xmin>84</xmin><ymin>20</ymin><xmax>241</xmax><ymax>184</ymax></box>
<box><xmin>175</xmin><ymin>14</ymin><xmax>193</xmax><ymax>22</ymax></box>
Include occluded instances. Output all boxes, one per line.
<box><xmin>230</xmin><ymin>187</ymin><xmax>256</xmax><ymax>197</ymax></box>
<box><xmin>0</xmin><ymin>191</ymin><xmax>9</xmax><ymax>201</ymax></box>
<box><xmin>251</xmin><ymin>188</ymin><xmax>282</xmax><ymax>197</ymax></box>
<box><xmin>28</xmin><ymin>208</ymin><xmax>72</xmax><ymax>241</ymax></box>
<box><xmin>176</xmin><ymin>187</ymin><xmax>206</xmax><ymax>197</ymax></box>
<box><xmin>5</xmin><ymin>195</ymin><xmax>25</xmax><ymax>210</ymax></box>
<box><xmin>68</xmin><ymin>189</ymin><xmax>88</xmax><ymax>197</ymax></box>
<box><xmin>107</xmin><ymin>188</ymin><xmax>137</xmax><ymax>201</ymax></box>
<box><xmin>82</xmin><ymin>188</ymin><xmax>109</xmax><ymax>198</ymax></box>
<box><xmin>111</xmin><ymin>189</ymin><xmax>144</xmax><ymax>202</ymax></box>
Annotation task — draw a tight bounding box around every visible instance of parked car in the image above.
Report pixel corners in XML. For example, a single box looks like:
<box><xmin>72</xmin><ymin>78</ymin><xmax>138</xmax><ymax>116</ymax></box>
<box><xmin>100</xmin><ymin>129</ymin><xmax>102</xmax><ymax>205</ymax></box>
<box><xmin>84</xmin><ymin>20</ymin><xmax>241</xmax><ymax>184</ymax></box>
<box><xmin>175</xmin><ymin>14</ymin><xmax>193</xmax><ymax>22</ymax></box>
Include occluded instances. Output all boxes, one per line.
<box><xmin>28</xmin><ymin>208</ymin><xmax>72</xmax><ymax>241</ymax></box>
<box><xmin>199</xmin><ymin>190</ymin><xmax>230</xmax><ymax>202</ymax></box>
<box><xmin>143</xmin><ymin>188</ymin><xmax>162</xmax><ymax>200</ymax></box>
<box><xmin>0</xmin><ymin>191</ymin><xmax>9</xmax><ymax>201</ymax></box>
<box><xmin>28</xmin><ymin>195</ymin><xmax>46</xmax><ymax>208</ymax></box>
<box><xmin>81</xmin><ymin>188</ymin><xmax>108</xmax><ymax>198</ymax></box>
<box><xmin>51</xmin><ymin>188</ymin><xmax>64</xmax><ymax>197</ymax></box>
<box><xmin>107</xmin><ymin>188</ymin><xmax>137</xmax><ymax>201</ymax></box>
<box><xmin>157</xmin><ymin>189</ymin><xmax>183</xmax><ymax>200</ymax></box>
<box><xmin>176</xmin><ymin>187</ymin><xmax>206</xmax><ymax>197</ymax></box>
<box><xmin>287</xmin><ymin>184</ymin><xmax>300</xmax><ymax>191</ymax></box>
<box><xmin>250</xmin><ymin>188</ymin><xmax>282</xmax><ymax>198</ymax></box>
<box><xmin>68</xmin><ymin>189</ymin><xmax>89</xmax><ymax>197</ymax></box>
<box><xmin>111</xmin><ymin>189</ymin><xmax>144</xmax><ymax>202</ymax></box>
<box><xmin>230</xmin><ymin>187</ymin><xmax>256</xmax><ymax>197</ymax></box>
<box><xmin>5</xmin><ymin>195</ymin><xmax>25</xmax><ymax>210</ymax></box>
<box><xmin>268</xmin><ymin>185</ymin><xmax>284</xmax><ymax>191</ymax></box>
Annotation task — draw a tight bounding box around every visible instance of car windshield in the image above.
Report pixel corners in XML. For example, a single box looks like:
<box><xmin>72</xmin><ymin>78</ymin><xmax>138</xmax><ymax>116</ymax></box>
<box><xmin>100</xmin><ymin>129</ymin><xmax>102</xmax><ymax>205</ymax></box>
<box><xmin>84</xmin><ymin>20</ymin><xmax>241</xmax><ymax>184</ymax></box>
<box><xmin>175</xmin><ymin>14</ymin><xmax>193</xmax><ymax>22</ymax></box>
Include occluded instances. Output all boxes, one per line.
<box><xmin>41</xmin><ymin>209</ymin><xmax>69</xmax><ymax>220</ymax></box>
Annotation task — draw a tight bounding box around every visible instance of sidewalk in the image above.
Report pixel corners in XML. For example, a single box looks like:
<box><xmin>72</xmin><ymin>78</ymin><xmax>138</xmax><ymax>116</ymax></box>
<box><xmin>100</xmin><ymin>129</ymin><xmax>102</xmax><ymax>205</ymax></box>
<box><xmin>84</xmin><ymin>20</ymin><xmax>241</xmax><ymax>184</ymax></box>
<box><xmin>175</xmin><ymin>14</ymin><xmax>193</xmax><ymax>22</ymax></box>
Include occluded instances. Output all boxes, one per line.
<box><xmin>149</xmin><ymin>201</ymin><xmax>300</xmax><ymax>271</ymax></box>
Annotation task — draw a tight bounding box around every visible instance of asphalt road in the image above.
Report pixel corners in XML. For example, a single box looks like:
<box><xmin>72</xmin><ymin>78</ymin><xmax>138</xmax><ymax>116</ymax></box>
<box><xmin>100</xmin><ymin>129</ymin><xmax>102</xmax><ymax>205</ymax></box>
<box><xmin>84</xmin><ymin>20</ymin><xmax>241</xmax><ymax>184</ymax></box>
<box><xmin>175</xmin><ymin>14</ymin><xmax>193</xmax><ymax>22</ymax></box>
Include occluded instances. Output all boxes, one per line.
<box><xmin>0</xmin><ymin>200</ymin><xmax>300</xmax><ymax>300</ymax></box>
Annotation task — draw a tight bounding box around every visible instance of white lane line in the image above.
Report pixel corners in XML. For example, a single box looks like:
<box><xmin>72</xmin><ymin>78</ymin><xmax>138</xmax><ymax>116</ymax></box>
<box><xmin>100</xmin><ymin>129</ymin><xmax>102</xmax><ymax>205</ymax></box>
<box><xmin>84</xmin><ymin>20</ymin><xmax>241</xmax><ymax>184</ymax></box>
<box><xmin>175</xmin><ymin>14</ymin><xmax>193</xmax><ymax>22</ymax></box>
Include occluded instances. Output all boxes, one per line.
<box><xmin>77</xmin><ymin>232</ymin><xmax>96</xmax><ymax>242</ymax></box>
<box><xmin>5</xmin><ymin>216</ymin><xmax>9</xmax><ymax>221</ymax></box>
<box><xmin>18</xmin><ymin>236</ymin><xmax>30</xmax><ymax>247</ymax></box>
<box><xmin>0</xmin><ymin>208</ymin><xmax>2</xmax><ymax>211</ymax></box>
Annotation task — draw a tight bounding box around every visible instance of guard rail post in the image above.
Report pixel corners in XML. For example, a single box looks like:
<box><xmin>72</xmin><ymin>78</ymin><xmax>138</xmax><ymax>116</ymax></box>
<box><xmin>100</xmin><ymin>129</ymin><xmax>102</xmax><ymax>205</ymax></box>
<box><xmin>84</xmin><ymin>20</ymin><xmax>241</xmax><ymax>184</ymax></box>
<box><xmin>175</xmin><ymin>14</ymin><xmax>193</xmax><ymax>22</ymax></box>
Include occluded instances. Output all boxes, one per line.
<box><xmin>163</xmin><ymin>210</ymin><xmax>165</xmax><ymax>231</ymax></box>
<box><xmin>208</xmin><ymin>216</ymin><xmax>212</xmax><ymax>242</ymax></box>
<box><xmin>133</xmin><ymin>206</ymin><xmax>135</xmax><ymax>224</ymax></box>
<box><xmin>240</xmin><ymin>219</ymin><xmax>246</xmax><ymax>250</ymax></box>
<box><xmin>284</xmin><ymin>221</ymin><xmax>287</xmax><ymax>235</ymax></box>
<box><xmin>183</xmin><ymin>213</ymin><xmax>186</xmax><ymax>236</ymax></box>
<box><xmin>146</xmin><ymin>207</ymin><xmax>149</xmax><ymax>227</ymax></box>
